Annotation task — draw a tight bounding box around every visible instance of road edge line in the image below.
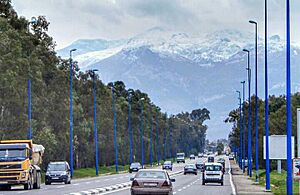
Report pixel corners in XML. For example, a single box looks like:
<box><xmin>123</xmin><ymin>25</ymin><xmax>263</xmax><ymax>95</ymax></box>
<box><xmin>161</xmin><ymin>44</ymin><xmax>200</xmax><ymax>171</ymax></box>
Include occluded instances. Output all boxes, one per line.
<box><xmin>228</xmin><ymin>160</ymin><xmax>237</xmax><ymax>195</ymax></box>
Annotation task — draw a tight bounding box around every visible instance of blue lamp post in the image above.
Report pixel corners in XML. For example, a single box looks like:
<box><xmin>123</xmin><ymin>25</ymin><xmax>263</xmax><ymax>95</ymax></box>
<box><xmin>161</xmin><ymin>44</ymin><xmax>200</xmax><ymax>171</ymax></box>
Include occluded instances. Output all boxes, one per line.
<box><xmin>128</xmin><ymin>90</ymin><xmax>133</xmax><ymax>165</ymax></box>
<box><xmin>241</xmin><ymin>81</ymin><xmax>246</xmax><ymax>173</ymax></box>
<box><xmin>69</xmin><ymin>48</ymin><xmax>76</xmax><ymax>178</ymax></box>
<box><xmin>286</xmin><ymin>0</ymin><xmax>292</xmax><ymax>193</ymax></box>
<box><xmin>150</xmin><ymin>106</ymin><xmax>153</xmax><ymax>166</ymax></box>
<box><xmin>92</xmin><ymin>69</ymin><xmax>99</xmax><ymax>176</ymax></box>
<box><xmin>243</xmin><ymin>48</ymin><xmax>252</xmax><ymax>178</ymax></box>
<box><xmin>156</xmin><ymin>111</ymin><xmax>160</xmax><ymax>165</ymax></box>
<box><xmin>139</xmin><ymin>97</ymin><xmax>145</xmax><ymax>167</ymax></box>
<box><xmin>249</xmin><ymin>20</ymin><xmax>259</xmax><ymax>183</ymax></box>
<box><xmin>236</xmin><ymin>90</ymin><xmax>242</xmax><ymax>169</ymax></box>
<box><xmin>112</xmin><ymin>87</ymin><xmax>119</xmax><ymax>173</ymax></box>
<box><xmin>163</xmin><ymin>114</ymin><xmax>167</xmax><ymax>161</ymax></box>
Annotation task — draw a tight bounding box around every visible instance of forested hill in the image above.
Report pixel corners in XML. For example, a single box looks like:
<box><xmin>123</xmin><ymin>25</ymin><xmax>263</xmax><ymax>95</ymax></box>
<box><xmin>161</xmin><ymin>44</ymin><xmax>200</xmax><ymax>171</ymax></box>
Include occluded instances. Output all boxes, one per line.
<box><xmin>0</xmin><ymin>0</ymin><xmax>210</xmax><ymax>170</ymax></box>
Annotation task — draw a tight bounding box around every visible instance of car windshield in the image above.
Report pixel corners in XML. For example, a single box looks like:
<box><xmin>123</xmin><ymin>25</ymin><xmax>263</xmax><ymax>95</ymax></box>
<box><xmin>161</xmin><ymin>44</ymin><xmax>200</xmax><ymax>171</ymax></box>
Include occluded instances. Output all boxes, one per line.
<box><xmin>177</xmin><ymin>154</ymin><xmax>184</xmax><ymax>158</ymax></box>
<box><xmin>47</xmin><ymin>163</ymin><xmax>66</xmax><ymax>171</ymax></box>
<box><xmin>131</xmin><ymin>163</ymin><xmax>141</xmax><ymax>167</ymax></box>
<box><xmin>136</xmin><ymin>171</ymin><xmax>166</xmax><ymax>179</ymax></box>
<box><xmin>0</xmin><ymin>149</ymin><xmax>26</xmax><ymax>162</ymax></box>
<box><xmin>164</xmin><ymin>161</ymin><xmax>171</xmax><ymax>165</ymax></box>
<box><xmin>185</xmin><ymin>165</ymin><xmax>195</xmax><ymax>168</ymax></box>
<box><xmin>205</xmin><ymin>165</ymin><xmax>221</xmax><ymax>171</ymax></box>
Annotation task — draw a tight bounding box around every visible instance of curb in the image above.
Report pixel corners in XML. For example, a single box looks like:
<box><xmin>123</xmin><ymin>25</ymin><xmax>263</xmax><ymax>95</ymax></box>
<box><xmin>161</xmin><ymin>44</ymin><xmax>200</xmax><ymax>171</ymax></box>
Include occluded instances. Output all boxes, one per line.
<box><xmin>69</xmin><ymin>170</ymin><xmax>183</xmax><ymax>195</ymax></box>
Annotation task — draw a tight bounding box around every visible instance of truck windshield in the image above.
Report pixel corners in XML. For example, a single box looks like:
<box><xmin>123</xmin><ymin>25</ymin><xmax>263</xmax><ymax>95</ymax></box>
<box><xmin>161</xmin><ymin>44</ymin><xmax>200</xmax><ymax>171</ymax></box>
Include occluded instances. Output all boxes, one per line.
<box><xmin>47</xmin><ymin>164</ymin><xmax>66</xmax><ymax>171</ymax></box>
<box><xmin>177</xmin><ymin>154</ymin><xmax>184</xmax><ymax>158</ymax></box>
<box><xmin>0</xmin><ymin>149</ymin><xmax>26</xmax><ymax>162</ymax></box>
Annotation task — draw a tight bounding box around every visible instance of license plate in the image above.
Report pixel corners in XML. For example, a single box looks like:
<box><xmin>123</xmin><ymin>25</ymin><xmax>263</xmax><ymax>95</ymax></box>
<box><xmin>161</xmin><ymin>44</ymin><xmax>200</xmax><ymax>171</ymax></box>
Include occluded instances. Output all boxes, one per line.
<box><xmin>144</xmin><ymin>183</ymin><xmax>157</xmax><ymax>187</ymax></box>
<box><xmin>0</xmin><ymin>182</ymin><xmax>8</xmax><ymax>184</ymax></box>
<box><xmin>52</xmin><ymin>177</ymin><xmax>59</xmax><ymax>179</ymax></box>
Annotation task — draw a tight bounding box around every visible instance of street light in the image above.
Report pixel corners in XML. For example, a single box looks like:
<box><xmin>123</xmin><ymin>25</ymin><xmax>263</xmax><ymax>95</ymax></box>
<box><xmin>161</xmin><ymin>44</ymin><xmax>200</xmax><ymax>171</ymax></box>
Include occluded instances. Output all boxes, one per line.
<box><xmin>156</xmin><ymin>110</ymin><xmax>161</xmax><ymax>165</ymax></box>
<box><xmin>139</xmin><ymin>97</ymin><xmax>145</xmax><ymax>167</ymax></box>
<box><xmin>236</xmin><ymin>90</ymin><xmax>242</xmax><ymax>169</ymax></box>
<box><xmin>149</xmin><ymin>105</ymin><xmax>153</xmax><ymax>166</ymax></box>
<box><xmin>111</xmin><ymin>86</ymin><xmax>118</xmax><ymax>173</ymax></box>
<box><xmin>286</xmin><ymin>0</ymin><xmax>292</xmax><ymax>193</ymax></box>
<box><xmin>127</xmin><ymin>89</ymin><xmax>134</xmax><ymax>165</ymax></box>
<box><xmin>241</xmin><ymin>81</ymin><xmax>246</xmax><ymax>173</ymax></box>
<box><xmin>92</xmin><ymin>69</ymin><xmax>99</xmax><ymax>176</ymax></box>
<box><xmin>163</xmin><ymin>113</ymin><xmax>167</xmax><ymax>161</ymax></box>
<box><xmin>69</xmin><ymin>48</ymin><xmax>76</xmax><ymax>177</ymax></box>
<box><xmin>243</xmin><ymin>48</ymin><xmax>252</xmax><ymax>178</ymax></box>
<box><xmin>249</xmin><ymin>19</ymin><xmax>259</xmax><ymax>183</ymax></box>
<box><xmin>264</xmin><ymin>0</ymin><xmax>270</xmax><ymax>191</ymax></box>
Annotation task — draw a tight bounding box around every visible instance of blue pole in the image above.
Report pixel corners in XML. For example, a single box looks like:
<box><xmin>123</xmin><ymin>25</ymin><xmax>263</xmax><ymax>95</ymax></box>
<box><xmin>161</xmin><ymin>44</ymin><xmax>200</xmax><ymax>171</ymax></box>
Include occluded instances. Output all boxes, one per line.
<box><xmin>264</xmin><ymin>0</ymin><xmax>270</xmax><ymax>190</ymax></box>
<box><xmin>241</xmin><ymin>81</ymin><xmax>246</xmax><ymax>173</ymax></box>
<box><xmin>286</xmin><ymin>0</ymin><xmax>292</xmax><ymax>193</ymax></box>
<box><xmin>139</xmin><ymin>99</ymin><xmax>144</xmax><ymax>167</ymax></box>
<box><xmin>112</xmin><ymin>88</ymin><xmax>118</xmax><ymax>173</ymax></box>
<box><xmin>150</xmin><ymin>107</ymin><xmax>153</xmax><ymax>166</ymax></box>
<box><xmin>93</xmin><ymin>71</ymin><xmax>99</xmax><ymax>176</ymax></box>
<box><xmin>27</xmin><ymin>79</ymin><xmax>32</xmax><ymax>140</ymax></box>
<box><xmin>156</xmin><ymin>112</ymin><xmax>160</xmax><ymax>165</ymax></box>
<box><xmin>237</xmin><ymin>91</ymin><xmax>242</xmax><ymax>169</ymax></box>
<box><xmin>69</xmin><ymin>49</ymin><xmax>76</xmax><ymax>178</ymax></box>
<box><xmin>163</xmin><ymin>122</ymin><xmax>167</xmax><ymax>161</ymax></box>
<box><xmin>128</xmin><ymin>94</ymin><xmax>133</xmax><ymax>165</ymax></box>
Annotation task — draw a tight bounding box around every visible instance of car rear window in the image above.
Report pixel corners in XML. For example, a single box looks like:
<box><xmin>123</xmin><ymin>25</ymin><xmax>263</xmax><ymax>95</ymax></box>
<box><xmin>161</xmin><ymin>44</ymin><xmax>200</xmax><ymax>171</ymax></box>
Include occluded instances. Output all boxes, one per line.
<box><xmin>205</xmin><ymin>165</ymin><xmax>221</xmax><ymax>171</ymax></box>
<box><xmin>136</xmin><ymin>171</ymin><xmax>166</xmax><ymax>179</ymax></box>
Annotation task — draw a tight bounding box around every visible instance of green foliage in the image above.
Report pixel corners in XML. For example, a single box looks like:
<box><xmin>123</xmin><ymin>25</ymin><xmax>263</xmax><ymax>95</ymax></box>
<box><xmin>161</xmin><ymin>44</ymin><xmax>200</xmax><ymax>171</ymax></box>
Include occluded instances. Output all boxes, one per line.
<box><xmin>0</xmin><ymin>2</ymin><xmax>211</xmax><ymax>171</ymax></box>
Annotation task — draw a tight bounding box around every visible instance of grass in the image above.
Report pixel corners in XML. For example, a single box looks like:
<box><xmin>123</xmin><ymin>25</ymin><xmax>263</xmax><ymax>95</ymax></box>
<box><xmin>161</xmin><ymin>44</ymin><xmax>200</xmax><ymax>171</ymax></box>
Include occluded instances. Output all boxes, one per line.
<box><xmin>73</xmin><ymin>165</ymin><xmax>130</xmax><ymax>179</ymax></box>
<box><xmin>252</xmin><ymin>169</ymin><xmax>300</xmax><ymax>195</ymax></box>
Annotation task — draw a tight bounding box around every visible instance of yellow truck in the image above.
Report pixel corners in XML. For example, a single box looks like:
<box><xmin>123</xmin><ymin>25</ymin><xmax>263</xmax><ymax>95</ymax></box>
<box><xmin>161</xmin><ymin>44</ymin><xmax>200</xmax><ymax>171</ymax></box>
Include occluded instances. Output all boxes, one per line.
<box><xmin>0</xmin><ymin>140</ymin><xmax>44</xmax><ymax>190</ymax></box>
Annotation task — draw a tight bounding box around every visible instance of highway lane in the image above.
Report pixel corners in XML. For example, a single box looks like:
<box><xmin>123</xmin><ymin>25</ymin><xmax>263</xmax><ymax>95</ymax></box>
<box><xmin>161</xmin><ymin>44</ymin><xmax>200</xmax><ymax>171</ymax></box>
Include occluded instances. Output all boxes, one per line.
<box><xmin>0</xmin><ymin>161</ymin><xmax>188</xmax><ymax>195</ymax></box>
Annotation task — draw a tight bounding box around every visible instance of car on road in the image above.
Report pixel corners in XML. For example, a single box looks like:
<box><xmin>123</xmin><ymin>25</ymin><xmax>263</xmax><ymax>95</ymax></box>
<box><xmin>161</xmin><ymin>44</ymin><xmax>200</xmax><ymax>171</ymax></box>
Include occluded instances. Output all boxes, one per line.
<box><xmin>45</xmin><ymin>161</ymin><xmax>71</xmax><ymax>185</ymax></box>
<box><xmin>130</xmin><ymin>169</ymin><xmax>175</xmax><ymax>195</ymax></box>
<box><xmin>189</xmin><ymin>154</ymin><xmax>196</xmax><ymax>160</ymax></box>
<box><xmin>195</xmin><ymin>160</ymin><xmax>205</xmax><ymax>170</ymax></box>
<box><xmin>162</xmin><ymin>161</ymin><xmax>173</xmax><ymax>171</ymax></box>
<box><xmin>208</xmin><ymin>155</ymin><xmax>214</xmax><ymax>163</ymax></box>
<box><xmin>176</xmin><ymin>152</ymin><xmax>185</xmax><ymax>163</ymax></box>
<box><xmin>202</xmin><ymin>162</ymin><xmax>224</xmax><ymax>186</ymax></box>
<box><xmin>217</xmin><ymin>158</ymin><xmax>226</xmax><ymax>173</ymax></box>
<box><xmin>229</xmin><ymin>154</ymin><xmax>234</xmax><ymax>160</ymax></box>
<box><xmin>198</xmin><ymin>153</ymin><xmax>203</xmax><ymax>158</ymax></box>
<box><xmin>129</xmin><ymin>162</ymin><xmax>143</xmax><ymax>173</ymax></box>
<box><xmin>184</xmin><ymin>164</ymin><xmax>197</xmax><ymax>175</ymax></box>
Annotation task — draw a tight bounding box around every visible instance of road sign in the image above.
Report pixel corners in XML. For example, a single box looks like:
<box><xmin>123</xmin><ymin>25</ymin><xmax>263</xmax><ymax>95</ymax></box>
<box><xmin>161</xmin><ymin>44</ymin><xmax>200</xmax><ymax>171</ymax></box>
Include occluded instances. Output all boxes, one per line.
<box><xmin>293</xmin><ymin>158</ymin><xmax>300</xmax><ymax>180</ymax></box>
<box><xmin>263</xmin><ymin>135</ymin><xmax>294</xmax><ymax>160</ymax></box>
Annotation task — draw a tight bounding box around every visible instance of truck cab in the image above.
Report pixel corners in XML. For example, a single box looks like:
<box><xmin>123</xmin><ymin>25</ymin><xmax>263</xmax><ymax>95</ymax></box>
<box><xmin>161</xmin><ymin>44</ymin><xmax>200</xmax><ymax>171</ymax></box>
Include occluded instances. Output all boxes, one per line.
<box><xmin>0</xmin><ymin>140</ymin><xmax>43</xmax><ymax>190</ymax></box>
<box><xmin>176</xmin><ymin>153</ymin><xmax>185</xmax><ymax>163</ymax></box>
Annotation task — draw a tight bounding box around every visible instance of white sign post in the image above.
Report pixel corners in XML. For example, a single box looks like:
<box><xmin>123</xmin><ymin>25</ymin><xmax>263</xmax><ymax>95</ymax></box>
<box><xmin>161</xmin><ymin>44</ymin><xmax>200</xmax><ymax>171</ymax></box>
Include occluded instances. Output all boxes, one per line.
<box><xmin>297</xmin><ymin>108</ymin><xmax>300</xmax><ymax>157</ymax></box>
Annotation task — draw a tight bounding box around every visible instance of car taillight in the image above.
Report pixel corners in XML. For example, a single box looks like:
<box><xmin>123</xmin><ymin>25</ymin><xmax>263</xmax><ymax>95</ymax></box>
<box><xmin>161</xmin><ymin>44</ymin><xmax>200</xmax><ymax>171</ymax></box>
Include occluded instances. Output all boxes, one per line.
<box><xmin>162</xmin><ymin>180</ymin><xmax>170</xmax><ymax>187</ymax></box>
<box><xmin>132</xmin><ymin>180</ymin><xmax>139</xmax><ymax>187</ymax></box>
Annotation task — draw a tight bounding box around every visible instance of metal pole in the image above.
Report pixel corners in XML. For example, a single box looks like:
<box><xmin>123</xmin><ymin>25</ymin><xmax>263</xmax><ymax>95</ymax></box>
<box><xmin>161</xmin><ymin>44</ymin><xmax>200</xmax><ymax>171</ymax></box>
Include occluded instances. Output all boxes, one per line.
<box><xmin>237</xmin><ymin>91</ymin><xmax>242</xmax><ymax>169</ymax></box>
<box><xmin>93</xmin><ymin>71</ymin><xmax>99</xmax><ymax>176</ymax></box>
<box><xmin>69</xmin><ymin>49</ymin><xmax>76</xmax><ymax>177</ymax></box>
<box><xmin>241</xmin><ymin>81</ymin><xmax>246</xmax><ymax>173</ymax></box>
<box><xmin>128</xmin><ymin>94</ymin><xmax>133</xmax><ymax>165</ymax></box>
<box><xmin>286</xmin><ymin>0</ymin><xmax>292</xmax><ymax>193</ymax></box>
<box><xmin>139</xmin><ymin>99</ymin><xmax>144</xmax><ymax>167</ymax></box>
<box><xmin>150</xmin><ymin>107</ymin><xmax>153</xmax><ymax>166</ymax></box>
<box><xmin>27</xmin><ymin>79</ymin><xmax>32</xmax><ymax>140</ymax></box>
<box><xmin>156</xmin><ymin>112</ymin><xmax>160</xmax><ymax>165</ymax></box>
<box><xmin>112</xmin><ymin>88</ymin><xmax>118</xmax><ymax>173</ymax></box>
<box><xmin>264</xmin><ymin>0</ymin><xmax>270</xmax><ymax>190</ymax></box>
<box><xmin>164</xmin><ymin>122</ymin><xmax>167</xmax><ymax>161</ymax></box>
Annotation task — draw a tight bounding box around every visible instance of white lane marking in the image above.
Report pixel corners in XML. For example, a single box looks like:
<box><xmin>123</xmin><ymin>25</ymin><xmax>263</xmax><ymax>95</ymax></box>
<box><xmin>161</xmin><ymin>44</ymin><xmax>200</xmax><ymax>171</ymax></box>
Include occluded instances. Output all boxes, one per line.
<box><xmin>56</xmin><ymin>186</ymin><xmax>65</xmax><ymax>189</ymax></box>
<box><xmin>104</xmin><ymin>179</ymin><xmax>109</xmax><ymax>181</ymax></box>
<box><xmin>183</xmin><ymin>186</ymin><xmax>186</xmax><ymax>189</ymax></box>
<box><xmin>85</xmin><ymin>181</ymin><xmax>91</xmax><ymax>184</ymax></box>
<box><xmin>178</xmin><ymin>189</ymin><xmax>182</xmax><ymax>192</ymax></box>
<box><xmin>17</xmin><ymin>192</ymin><xmax>28</xmax><ymax>194</ymax></box>
<box><xmin>73</xmin><ymin>183</ymin><xmax>79</xmax><ymax>186</ymax></box>
<box><xmin>228</xmin><ymin>158</ymin><xmax>237</xmax><ymax>195</ymax></box>
<box><xmin>100</xmin><ymin>186</ymin><xmax>130</xmax><ymax>194</ymax></box>
<box><xmin>174</xmin><ymin>192</ymin><xmax>177</xmax><ymax>194</ymax></box>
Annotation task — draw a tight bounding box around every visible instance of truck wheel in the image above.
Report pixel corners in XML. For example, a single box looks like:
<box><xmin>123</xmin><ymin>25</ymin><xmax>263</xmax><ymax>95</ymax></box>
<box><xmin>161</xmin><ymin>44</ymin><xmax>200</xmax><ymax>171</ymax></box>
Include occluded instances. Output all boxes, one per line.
<box><xmin>24</xmin><ymin>174</ymin><xmax>33</xmax><ymax>190</ymax></box>
<box><xmin>33</xmin><ymin>172</ymin><xmax>41</xmax><ymax>189</ymax></box>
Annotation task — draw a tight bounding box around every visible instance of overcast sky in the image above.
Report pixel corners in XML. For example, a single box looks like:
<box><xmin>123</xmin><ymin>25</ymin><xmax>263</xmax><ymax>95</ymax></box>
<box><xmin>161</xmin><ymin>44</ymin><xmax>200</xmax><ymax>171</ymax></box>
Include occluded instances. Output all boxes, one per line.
<box><xmin>12</xmin><ymin>0</ymin><xmax>300</xmax><ymax>49</ymax></box>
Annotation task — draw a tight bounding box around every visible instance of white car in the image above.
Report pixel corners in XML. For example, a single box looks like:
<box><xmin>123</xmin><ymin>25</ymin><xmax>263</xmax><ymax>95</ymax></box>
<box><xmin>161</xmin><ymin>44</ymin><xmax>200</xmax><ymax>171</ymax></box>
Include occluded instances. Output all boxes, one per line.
<box><xmin>202</xmin><ymin>162</ymin><xmax>224</xmax><ymax>186</ymax></box>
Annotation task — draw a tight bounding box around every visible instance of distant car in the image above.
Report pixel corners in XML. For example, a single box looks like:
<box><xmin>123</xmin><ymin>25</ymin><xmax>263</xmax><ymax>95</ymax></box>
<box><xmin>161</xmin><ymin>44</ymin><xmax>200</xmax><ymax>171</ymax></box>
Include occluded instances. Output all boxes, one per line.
<box><xmin>198</xmin><ymin>153</ymin><xmax>203</xmax><ymax>158</ymax></box>
<box><xmin>129</xmin><ymin>162</ymin><xmax>143</xmax><ymax>173</ymax></box>
<box><xmin>208</xmin><ymin>156</ymin><xmax>214</xmax><ymax>163</ymax></box>
<box><xmin>229</xmin><ymin>155</ymin><xmax>234</xmax><ymax>160</ymax></box>
<box><xmin>202</xmin><ymin>163</ymin><xmax>224</xmax><ymax>186</ymax></box>
<box><xmin>184</xmin><ymin>164</ymin><xmax>197</xmax><ymax>175</ymax></box>
<box><xmin>203</xmin><ymin>154</ymin><xmax>208</xmax><ymax>158</ymax></box>
<box><xmin>130</xmin><ymin>169</ymin><xmax>175</xmax><ymax>195</ymax></box>
<box><xmin>217</xmin><ymin>158</ymin><xmax>226</xmax><ymax>173</ymax></box>
<box><xmin>190</xmin><ymin>154</ymin><xmax>196</xmax><ymax>160</ymax></box>
<box><xmin>195</xmin><ymin>160</ymin><xmax>205</xmax><ymax>170</ymax></box>
<box><xmin>162</xmin><ymin>161</ymin><xmax>173</xmax><ymax>171</ymax></box>
<box><xmin>45</xmin><ymin>161</ymin><xmax>71</xmax><ymax>185</ymax></box>
<box><xmin>177</xmin><ymin>153</ymin><xmax>185</xmax><ymax>163</ymax></box>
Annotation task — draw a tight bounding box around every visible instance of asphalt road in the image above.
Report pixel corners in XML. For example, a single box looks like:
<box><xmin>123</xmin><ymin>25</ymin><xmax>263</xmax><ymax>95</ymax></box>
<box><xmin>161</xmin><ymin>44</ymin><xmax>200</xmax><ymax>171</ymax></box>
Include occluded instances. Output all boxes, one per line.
<box><xmin>0</xmin><ymin>156</ymin><xmax>234</xmax><ymax>195</ymax></box>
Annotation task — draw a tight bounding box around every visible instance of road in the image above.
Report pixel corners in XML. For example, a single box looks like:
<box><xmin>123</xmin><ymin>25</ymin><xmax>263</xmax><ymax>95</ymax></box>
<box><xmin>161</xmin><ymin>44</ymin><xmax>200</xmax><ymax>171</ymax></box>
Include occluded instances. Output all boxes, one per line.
<box><xmin>0</xmin><ymin>156</ymin><xmax>234</xmax><ymax>195</ymax></box>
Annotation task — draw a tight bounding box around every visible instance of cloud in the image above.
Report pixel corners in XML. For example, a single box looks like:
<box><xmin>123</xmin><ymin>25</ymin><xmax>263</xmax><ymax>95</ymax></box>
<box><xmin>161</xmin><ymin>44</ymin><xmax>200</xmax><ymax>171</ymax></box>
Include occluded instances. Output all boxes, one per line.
<box><xmin>199</xmin><ymin>94</ymin><xmax>226</xmax><ymax>104</ymax></box>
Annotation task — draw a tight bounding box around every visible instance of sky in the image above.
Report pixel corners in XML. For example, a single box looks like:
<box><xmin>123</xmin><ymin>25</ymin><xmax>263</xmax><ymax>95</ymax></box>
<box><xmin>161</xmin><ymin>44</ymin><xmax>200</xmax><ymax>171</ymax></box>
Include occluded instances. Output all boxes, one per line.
<box><xmin>12</xmin><ymin>0</ymin><xmax>300</xmax><ymax>49</ymax></box>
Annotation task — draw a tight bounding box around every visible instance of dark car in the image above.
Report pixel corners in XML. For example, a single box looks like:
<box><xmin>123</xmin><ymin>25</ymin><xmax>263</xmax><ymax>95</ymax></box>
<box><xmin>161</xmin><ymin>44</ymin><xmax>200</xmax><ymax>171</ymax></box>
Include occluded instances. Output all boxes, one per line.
<box><xmin>229</xmin><ymin>154</ymin><xmax>234</xmax><ymax>160</ymax></box>
<box><xmin>129</xmin><ymin>162</ymin><xmax>143</xmax><ymax>173</ymax></box>
<box><xmin>189</xmin><ymin>154</ymin><xmax>196</xmax><ymax>160</ymax></box>
<box><xmin>184</xmin><ymin>164</ymin><xmax>197</xmax><ymax>175</ymax></box>
<box><xmin>162</xmin><ymin>161</ymin><xmax>173</xmax><ymax>171</ymax></box>
<box><xmin>45</xmin><ymin>161</ymin><xmax>71</xmax><ymax>185</ymax></box>
<box><xmin>208</xmin><ymin>156</ymin><xmax>214</xmax><ymax>163</ymax></box>
<box><xmin>195</xmin><ymin>160</ymin><xmax>205</xmax><ymax>170</ymax></box>
<box><xmin>130</xmin><ymin>169</ymin><xmax>175</xmax><ymax>195</ymax></box>
<box><xmin>217</xmin><ymin>158</ymin><xmax>226</xmax><ymax>173</ymax></box>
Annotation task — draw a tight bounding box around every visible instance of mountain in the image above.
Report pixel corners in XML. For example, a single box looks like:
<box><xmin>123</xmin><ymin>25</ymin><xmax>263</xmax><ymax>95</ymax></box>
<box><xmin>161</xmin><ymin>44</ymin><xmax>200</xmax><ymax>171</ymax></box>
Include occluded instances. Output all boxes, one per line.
<box><xmin>57</xmin><ymin>28</ymin><xmax>300</xmax><ymax>140</ymax></box>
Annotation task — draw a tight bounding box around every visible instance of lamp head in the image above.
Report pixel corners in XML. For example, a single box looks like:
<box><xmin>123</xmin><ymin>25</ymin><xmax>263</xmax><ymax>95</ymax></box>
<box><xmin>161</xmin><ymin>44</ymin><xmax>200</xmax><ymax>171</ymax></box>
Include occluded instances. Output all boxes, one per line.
<box><xmin>243</xmin><ymin>49</ymin><xmax>249</xmax><ymax>52</ymax></box>
<box><xmin>70</xmin><ymin>49</ymin><xmax>77</xmax><ymax>53</ymax></box>
<box><xmin>249</xmin><ymin>20</ymin><xmax>257</xmax><ymax>24</ymax></box>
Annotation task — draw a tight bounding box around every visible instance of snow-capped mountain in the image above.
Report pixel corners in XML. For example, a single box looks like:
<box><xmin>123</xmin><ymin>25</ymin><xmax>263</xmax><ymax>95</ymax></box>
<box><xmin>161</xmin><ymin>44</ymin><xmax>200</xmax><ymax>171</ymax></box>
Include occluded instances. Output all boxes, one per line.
<box><xmin>57</xmin><ymin>28</ymin><xmax>300</xmax><ymax>140</ymax></box>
